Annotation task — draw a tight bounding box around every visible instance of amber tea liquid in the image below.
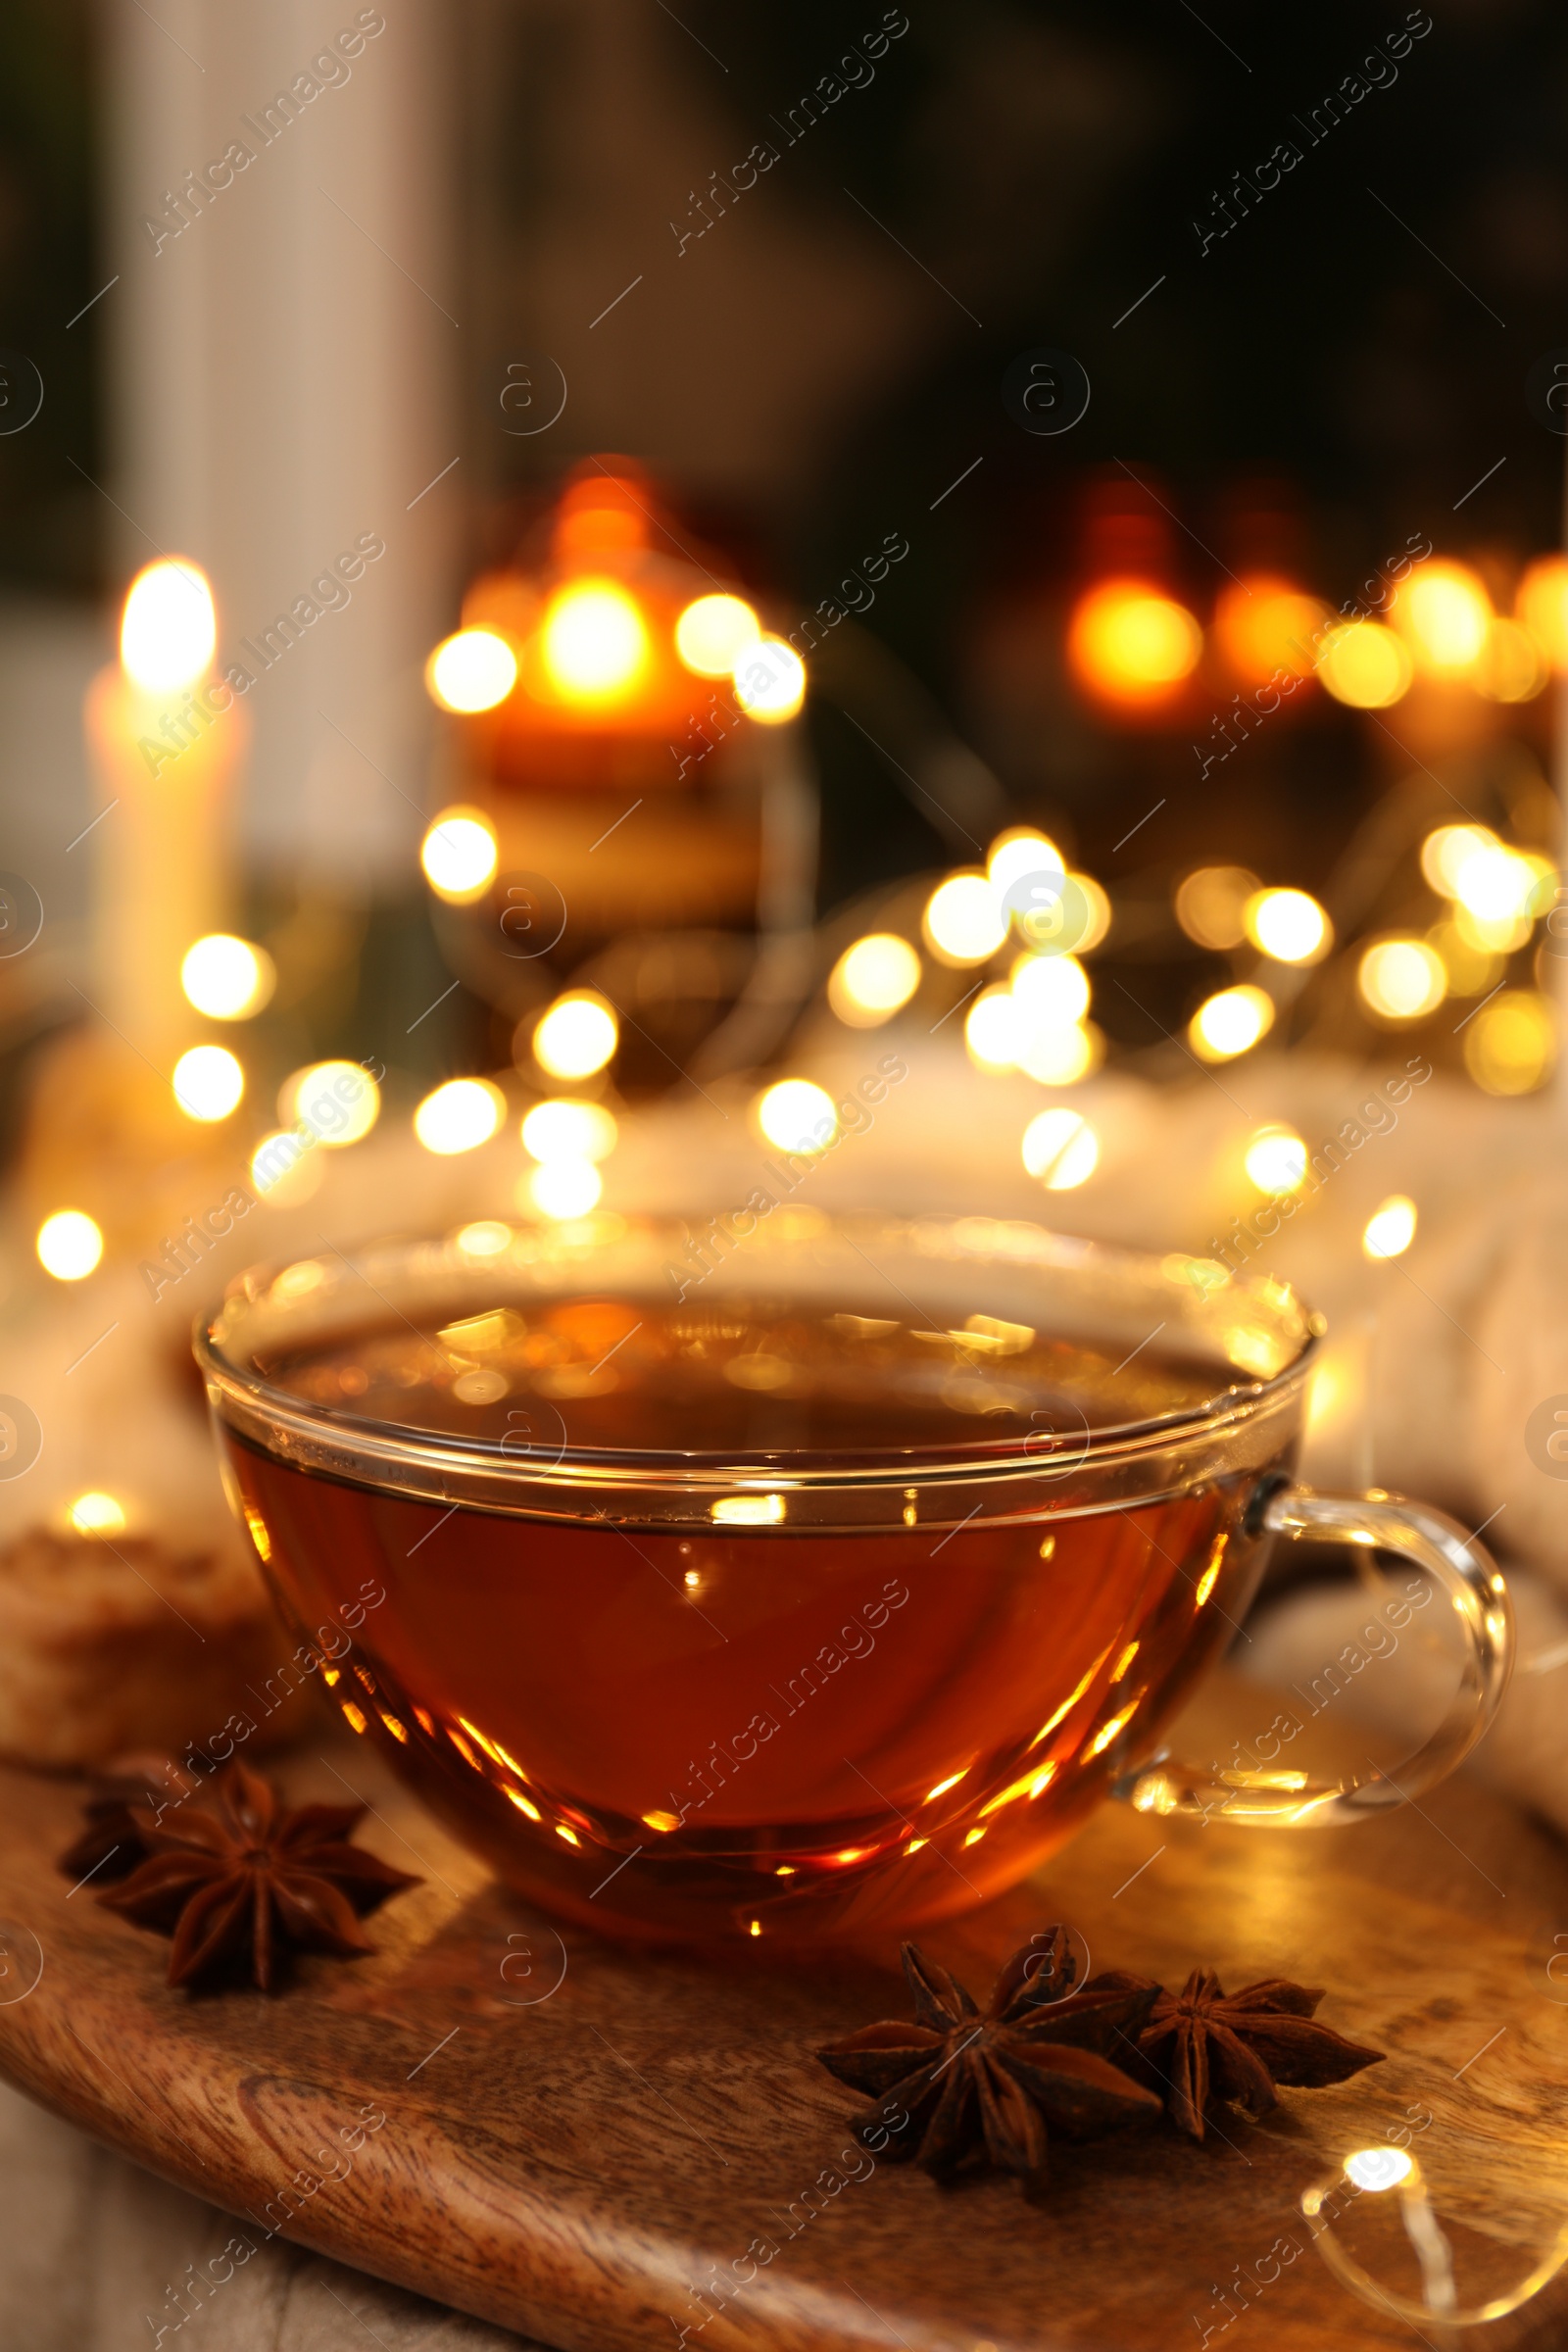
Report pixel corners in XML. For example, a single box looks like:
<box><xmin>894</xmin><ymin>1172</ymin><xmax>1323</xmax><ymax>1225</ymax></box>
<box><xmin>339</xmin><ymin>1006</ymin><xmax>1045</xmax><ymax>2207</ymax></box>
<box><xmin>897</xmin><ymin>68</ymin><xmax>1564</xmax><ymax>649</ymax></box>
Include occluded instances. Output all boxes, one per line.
<box><xmin>221</xmin><ymin>1291</ymin><xmax>1286</xmax><ymax>1939</ymax></box>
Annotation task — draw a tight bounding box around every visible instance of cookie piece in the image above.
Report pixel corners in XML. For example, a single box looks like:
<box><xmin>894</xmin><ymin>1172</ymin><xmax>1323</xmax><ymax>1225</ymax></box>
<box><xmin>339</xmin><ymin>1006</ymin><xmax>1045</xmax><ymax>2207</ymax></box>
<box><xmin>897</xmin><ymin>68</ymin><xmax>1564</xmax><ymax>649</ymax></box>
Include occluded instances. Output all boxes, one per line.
<box><xmin>0</xmin><ymin>1528</ymin><xmax>309</xmax><ymax>1768</ymax></box>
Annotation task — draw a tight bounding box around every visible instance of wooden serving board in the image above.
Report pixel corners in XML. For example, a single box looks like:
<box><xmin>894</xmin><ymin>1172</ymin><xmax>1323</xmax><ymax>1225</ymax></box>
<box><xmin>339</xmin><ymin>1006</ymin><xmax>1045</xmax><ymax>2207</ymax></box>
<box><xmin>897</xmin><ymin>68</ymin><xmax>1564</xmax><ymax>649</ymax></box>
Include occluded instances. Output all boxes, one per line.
<box><xmin>2</xmin><ymin>1739</ymin><xmax>1567</xmax><ymax>2352</ymax></box>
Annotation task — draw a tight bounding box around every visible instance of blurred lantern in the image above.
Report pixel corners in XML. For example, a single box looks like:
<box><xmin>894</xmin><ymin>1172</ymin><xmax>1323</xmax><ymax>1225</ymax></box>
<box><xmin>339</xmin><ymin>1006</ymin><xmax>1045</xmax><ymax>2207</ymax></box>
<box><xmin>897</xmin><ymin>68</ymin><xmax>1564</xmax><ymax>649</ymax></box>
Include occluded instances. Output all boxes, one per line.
<box><xmin>1463</xmin><ymin>990</ymin><xmax>1555</xmax><ymax>1094</ymax></box>
<box><xmin>1189</xmin><ymin>985</ymin><xmax>1273</xmax><ymax>1061</ymax></box>
<box><xmin>1213</xmin><ymin>574</ymin><xmax>1329</xmax><ymax>687</ymax></box>
<box><xmin>410</xmin><ymin>461</ymin><xmax>829</xmax><ymax>1100</ymax></box>
<box><xmin>1517</xmin><ymin>557</ymin><xmax>1568</xmax><ymax>671</ymax></box>
<box><xmin>1357</xmin><ymin>938</ymin><xmax>1446</xmax><ymax>1023</ymax></box>
<box><xmin>1066</xmin><ymin>577</ymin><xmax>1202</xmax><ymax>709</ymax></box>
<box><xmin>828</xmin><ymin>934</ymin><xmax>921</xmax><ymax>1026</ymax></box>
<box><xmin>1244</xmin><ymin>888</ymin><xmax>1331</xmax><ymax>964</ymax></box>
<box><xmin>1175</xmin><ymin>867</ymin><xmax>1257</xmax><ymax>951</ymax></box>
<box><xmin>1317</xmin><ymin>620</ymin><xmax>1411</xmax><ymax>709</ymax></box>
<box><xmin>1392</xmin><ymin>560</ymin><xmax>1491</xmax><ymax>675</ymax></box>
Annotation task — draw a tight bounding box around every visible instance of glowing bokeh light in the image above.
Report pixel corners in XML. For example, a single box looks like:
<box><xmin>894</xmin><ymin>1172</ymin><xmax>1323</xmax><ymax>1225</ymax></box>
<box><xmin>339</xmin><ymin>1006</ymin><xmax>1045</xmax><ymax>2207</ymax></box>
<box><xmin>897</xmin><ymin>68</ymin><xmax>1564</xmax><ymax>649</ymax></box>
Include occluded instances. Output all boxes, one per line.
<box><xmin>827</xmin><ymin>933</ymin><xmax>921</xmax><ymax>1026</ymax></box>
<box><xmin>674</xmin><ymin>594</ymin><xmax>760</xmax><ymax>676</ymax></box>
<box><xmin>1449</xmin><ymin>842</ymin><xmax>1541</xmax><ymax>925</ymax></box>
<box><xmin>1189</xmin><ymin>985</ymin><xmax>1274</xmax><ymax>1061</ymax></box>
<box><xmin>1175</xmin><ymin>866</ymin><xmax>1258</xmax><ymax>951</ymax></box>
<box><xmin>1017</xmin><ymin>1021</ymin><xmax>1101</xmax><ymax>1085</ymax></box>
<box><xmin>1357</xmin><ymin>938</ymin><xmax>1446</xmax><ymax>1022</ymax></box>
<box><xmin>278</xmin><ymin>1061</ymin><xmax>380</xmax><ymax>1146</ymax></box>
<box><xmin>987</xmin><ymin>829</ymin><xmax>1066</xmax><ymax>901</ymax></box>
<box><xmin>540</xmin><ymin>578</ymin><xmax>649</xmax><ymax>703</ymax></box>
<box><xmin>1344</xmin><ymin>2147</ymin><xmax>1413</xmax><ymax>2193</ymax></box>
<box><xmin>732</xmin><ymin>635</ymin><xmax>807</xmax><ymax>722</ymax></box>
<box><xmin>757</xmin><ymin>1078</ymin><xmax>837</xmax><ymax>1154</ymax></box>
<box><xmin>120</xmin><ymin>559</ymin><xmax>217</xmax><ymax>693</ymax></box>
<box><xmin>1396</xmin><ymin>560</ymin><xmax>1491</xmax><ymax>672</ymax></box>
<box><xmin>36</xmin><ymin>1209</ymin><xmax>104</xmax><ymax>1281</ymax></box>
<box><xmin>1421</xmin><ymin>823</ymin><xmax>1497</xmax><ymax>898</ymax></box>
<box><xmin>1012</xmin><ymin>953</ymin><xmax>1090</xmax><ymax>1027</ymax></box>
<box><xmin>1245</xmin><ymin>1126</ymin><xmax>1308</xmax><ymax>1195</ymax></box>
<box><xmin>172</xmin><ymin>1044</ymin><xmax>244</xmax><ymax>1122</ymax></box>
<box><xmin>250</xmin><ymin>1131</ymin><xmax>325</xmax><ymax>1206</ymax></box>
<box><xmin>1463</xmin><ymin>989</ymin><xmax>1556</xmax><ymax>1095</ymax></box>
<box><xmin>1021</xmin><ymin>1107</ymin><xmax>1100</xmax><ymax>1189</ymax></box>
<box><xmin>426</xmin><ymin>628</ymin><xmax>517</xmax><ymax>713</ymax></box>
<box><xmin>521</xmin><ymin>1099</ymin><xmax>618</xmax><ymax>1162</ymax></box>
<box><xmin>1517</xmin><ymin>556</ymin><xmax>1568</xmax><ymax>671</ymax></box>
<box><xmin>1245</xmin><ymin>887</ymin><xmax>1330</xmax><ymax>964</ymax></box>
<box><xmin>1066</xmin><ymin>874</ymin><xmax>1112</xmax><ymax>953</ymax></box>
<box><xmin>532</xmin><ymin>993</ymin><xmax>617</xmax><ymax>1079</ymax></box>
<box><xmin>1427</xmin><ymin>918</ymin><xmax>1502</xmax><ymax>1001</ymax></box>
<box><xmin>1362</xmin><ymin>1195</ymin><xmax>1417</xmax><ymax>1260</ymax></box>
<box><xmin>1476</xmin><ymin>616</ymin><xmax>1545</xmax><ymax>703</ymax></box>
<box><xmin>923</xmin><ymin>873</ymin><xmax>1006</xmax><ymax>965</ymax></box>
<box><xmin>965</xmin><ymin>986</ymin><xmax>1024</xmax><ymax>1071</ymax></box>
<box><xmin>180</xmin><ymin>934</ymin><xmax>275</xmax><ymax>1020</ymax></box>
<box><xmin>527</xmin><ymin>1157</ymin><xmax>603</xmax><ymax>1219</ymax></box>
<box><xmin>414</xmin><ymin>1078</ymin><xmax>506</xmax><ymax>1154</ymax></box>
<box><xmin>420</xmin><ymin>807</ymin><xmax>499</xmax><ymax>903</ymax></box>
<box><xmin>1213</xmin><ymin>575</ymin><xmax>1329</xmax><ymax>684</ymax></box>
<box><xmin>1067</xmin><ymin>579</ymin><xmax>1202</xmax><ymax>703</ymax></box>
<box><xmin>1317</xmin><ymin>619</ymin><xmax>1412</xmax><ymax>709</ymax></box>
<box><xmin>69</xmin><ymin>1492</ymin><xmax>125</xmax><ymax>1536</ymax></box>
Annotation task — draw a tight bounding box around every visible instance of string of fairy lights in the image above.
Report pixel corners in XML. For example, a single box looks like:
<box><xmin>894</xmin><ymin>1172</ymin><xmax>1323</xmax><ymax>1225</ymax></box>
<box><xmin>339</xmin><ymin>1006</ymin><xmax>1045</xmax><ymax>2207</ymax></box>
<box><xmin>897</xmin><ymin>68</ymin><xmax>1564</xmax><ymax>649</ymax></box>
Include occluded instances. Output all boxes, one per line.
<box><xmin>29</xmin><ymin>545</ymin><xmax>1566</xmax><ymax>1415</ymax></box>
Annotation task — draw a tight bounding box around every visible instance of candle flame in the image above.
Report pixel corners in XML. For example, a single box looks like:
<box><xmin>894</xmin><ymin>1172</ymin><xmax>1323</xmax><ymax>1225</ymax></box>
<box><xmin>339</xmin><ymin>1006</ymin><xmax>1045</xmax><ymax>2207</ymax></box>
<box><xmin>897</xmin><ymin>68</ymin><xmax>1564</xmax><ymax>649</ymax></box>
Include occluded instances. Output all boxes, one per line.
<box><xmin>121</xmin><ymin>559</ymin><xmax>217</xmax><ymax>693</ymax></box>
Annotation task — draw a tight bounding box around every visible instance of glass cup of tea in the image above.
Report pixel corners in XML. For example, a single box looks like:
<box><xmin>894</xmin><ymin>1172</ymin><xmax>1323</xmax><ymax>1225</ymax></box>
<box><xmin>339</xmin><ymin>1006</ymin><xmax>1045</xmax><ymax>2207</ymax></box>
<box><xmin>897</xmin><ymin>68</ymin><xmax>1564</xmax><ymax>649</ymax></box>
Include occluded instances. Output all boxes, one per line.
<box><xmin>197</xmin><ymin>1210</ymin><xmax>1512</xmax><ymax>1944</ymax></box>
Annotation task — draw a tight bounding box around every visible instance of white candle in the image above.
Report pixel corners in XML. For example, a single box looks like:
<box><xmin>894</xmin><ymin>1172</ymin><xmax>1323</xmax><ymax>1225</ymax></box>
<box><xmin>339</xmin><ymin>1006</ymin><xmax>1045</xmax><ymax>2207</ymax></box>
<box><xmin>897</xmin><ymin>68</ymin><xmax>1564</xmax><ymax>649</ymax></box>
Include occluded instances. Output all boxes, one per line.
<box><xmin>84</xmin><ymin>560</ymin><xmax>247</xmax><ymax>1073</ymax></box>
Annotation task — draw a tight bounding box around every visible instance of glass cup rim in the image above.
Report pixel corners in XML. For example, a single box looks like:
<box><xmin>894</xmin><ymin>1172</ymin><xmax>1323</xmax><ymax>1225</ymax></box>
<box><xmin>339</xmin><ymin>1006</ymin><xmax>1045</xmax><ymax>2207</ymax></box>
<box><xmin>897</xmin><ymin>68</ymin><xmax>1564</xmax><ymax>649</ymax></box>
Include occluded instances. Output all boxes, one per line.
<box><xmin>195</xmin><ymin>1209</ymin><xmax>1322</xmax><ymax>1505</ymax></box>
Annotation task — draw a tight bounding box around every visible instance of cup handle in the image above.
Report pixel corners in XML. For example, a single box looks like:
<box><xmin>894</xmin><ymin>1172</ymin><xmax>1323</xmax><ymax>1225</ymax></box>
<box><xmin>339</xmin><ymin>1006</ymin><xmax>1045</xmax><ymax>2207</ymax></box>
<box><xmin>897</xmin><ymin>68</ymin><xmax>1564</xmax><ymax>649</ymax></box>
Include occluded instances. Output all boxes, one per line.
<box><xmin>1114</xmin><ymin>1484</ymin><xmax>1515</xmax><ymax>1827</ymax></box>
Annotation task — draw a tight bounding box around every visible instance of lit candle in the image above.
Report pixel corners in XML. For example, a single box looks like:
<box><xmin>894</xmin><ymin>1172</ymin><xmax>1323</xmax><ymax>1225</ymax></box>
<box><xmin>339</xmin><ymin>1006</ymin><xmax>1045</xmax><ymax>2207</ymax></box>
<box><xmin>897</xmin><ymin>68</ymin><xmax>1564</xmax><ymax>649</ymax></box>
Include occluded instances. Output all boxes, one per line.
<box><xmin>84</xmin><ymin>559</ymin><xmax>247</xmax><ymax>1071</ymax></box>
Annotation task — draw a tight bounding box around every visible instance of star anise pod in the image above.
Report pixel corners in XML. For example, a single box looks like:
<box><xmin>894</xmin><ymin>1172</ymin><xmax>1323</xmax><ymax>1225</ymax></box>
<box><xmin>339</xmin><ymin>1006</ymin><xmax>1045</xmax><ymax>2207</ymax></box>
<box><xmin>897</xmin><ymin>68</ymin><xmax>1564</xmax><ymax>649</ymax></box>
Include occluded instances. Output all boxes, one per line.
<box><xmin>1094</xmin><ymin>1966</ymin><xmax>1385</xmax><ymax>2140</ymax></box>
<box><xmin>57</xmin><ymin>1753</ymin><xmax>207</xmax><ymax>1886</ymax></box>
<box><xmin>92</xmin><ymin>1762</ymin><xmax>419</xmax><ymax>1991</ymax></box>
<box><xmin>816</xmin><ymin>1929</ymin><xmax>1162</xmax><ymax>2193</ymax></box>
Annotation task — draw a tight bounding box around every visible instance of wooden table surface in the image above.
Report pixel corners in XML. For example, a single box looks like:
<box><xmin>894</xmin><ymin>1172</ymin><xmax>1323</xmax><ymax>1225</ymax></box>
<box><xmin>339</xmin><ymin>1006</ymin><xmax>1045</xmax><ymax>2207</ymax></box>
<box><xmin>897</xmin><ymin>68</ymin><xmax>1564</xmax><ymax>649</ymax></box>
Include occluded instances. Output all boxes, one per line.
<box><xmin>2</xmin><ymin>1736</ymin><xmax>1566</xmax><ymax>2352</ymax></box>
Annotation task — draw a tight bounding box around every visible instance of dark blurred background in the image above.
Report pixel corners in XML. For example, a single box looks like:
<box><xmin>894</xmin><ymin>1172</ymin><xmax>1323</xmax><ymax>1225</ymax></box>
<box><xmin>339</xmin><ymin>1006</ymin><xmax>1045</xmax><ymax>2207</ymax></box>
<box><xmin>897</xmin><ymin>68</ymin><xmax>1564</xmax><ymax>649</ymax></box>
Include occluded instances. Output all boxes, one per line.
<box><xmin>2</xmin><ymin>0</ymin><xmax>1563</xmax><ymax>1087</ymax></box>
